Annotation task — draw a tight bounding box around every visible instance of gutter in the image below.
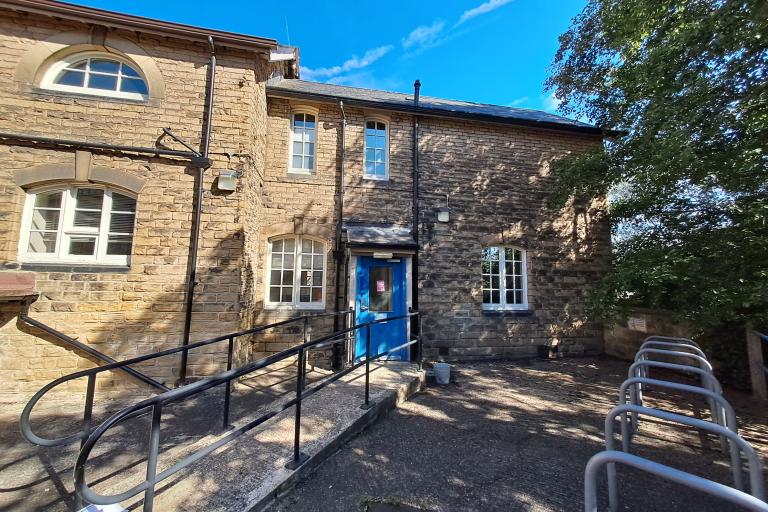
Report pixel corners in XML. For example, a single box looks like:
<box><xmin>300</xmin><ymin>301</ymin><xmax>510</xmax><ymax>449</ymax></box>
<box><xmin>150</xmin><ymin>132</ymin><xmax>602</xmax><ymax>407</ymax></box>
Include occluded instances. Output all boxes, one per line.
<box><xmin>0</xmin><ymin>0</ymin><xmax>277</xmax><ymax>52</ymax></box>
<box><xmin>266</xmin><ymin>88</ymin><xmax>617</xmax><ymax>137</ymax></box>
<box><xmin>411</xmin><ymin>81</ymin><xmax>420</xmax><ymax>344</ymax></box>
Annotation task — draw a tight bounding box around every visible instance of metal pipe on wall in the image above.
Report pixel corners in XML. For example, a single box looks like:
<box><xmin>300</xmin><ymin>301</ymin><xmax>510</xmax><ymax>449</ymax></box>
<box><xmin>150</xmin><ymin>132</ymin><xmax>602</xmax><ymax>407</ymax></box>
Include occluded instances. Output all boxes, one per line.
<box><xmin>179</xmin><ymin>36</ymin><xmax>216</xmax><ymax>384</ymax></box>
<box><xmin>411</xmin><ymin>80</ymin><xmax>421</xmax><ymax>346</ymax></box>
<box><xmin>332</xmin><ymin>100</ymin><xmax>347</xmax><ymax>369</ymax></box>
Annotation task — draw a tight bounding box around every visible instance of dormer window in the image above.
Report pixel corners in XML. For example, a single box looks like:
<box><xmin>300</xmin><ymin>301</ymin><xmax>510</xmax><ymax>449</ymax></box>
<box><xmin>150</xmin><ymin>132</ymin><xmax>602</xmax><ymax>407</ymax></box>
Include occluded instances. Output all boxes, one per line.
<box><xmin>41</xmin><ymin>54</ymin><xmax>149</xmax><ymax>101</ymax></box>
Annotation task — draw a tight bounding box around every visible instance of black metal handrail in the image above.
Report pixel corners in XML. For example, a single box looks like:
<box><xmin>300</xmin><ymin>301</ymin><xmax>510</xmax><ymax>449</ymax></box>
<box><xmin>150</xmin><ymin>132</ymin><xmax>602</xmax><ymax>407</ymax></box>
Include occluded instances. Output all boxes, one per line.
<box><xmin>74</xmin><ymin>312</ymin><xmax>421</xmax><ymax>511</ymax></box>
<box><xmin>20</xmin><ymin>310</ymin><xmax>354</xmax><ymax>448</ymax></box>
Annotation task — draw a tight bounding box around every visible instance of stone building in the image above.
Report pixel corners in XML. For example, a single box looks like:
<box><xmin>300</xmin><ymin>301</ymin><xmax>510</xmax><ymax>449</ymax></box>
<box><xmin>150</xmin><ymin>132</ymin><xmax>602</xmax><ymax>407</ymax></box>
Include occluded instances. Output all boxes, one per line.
<box><xmin>0</xmin><ymin>0</ymin><xmax>610</xmax><ymax>402</ymax></box>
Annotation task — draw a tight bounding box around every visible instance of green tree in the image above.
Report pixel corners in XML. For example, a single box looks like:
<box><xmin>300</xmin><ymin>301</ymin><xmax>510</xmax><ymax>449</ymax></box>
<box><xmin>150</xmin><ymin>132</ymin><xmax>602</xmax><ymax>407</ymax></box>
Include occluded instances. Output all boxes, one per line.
<box><xmin>546</xmin><ymin>0</ymin><xmax>768</xmax><ymax>328</ymax></box>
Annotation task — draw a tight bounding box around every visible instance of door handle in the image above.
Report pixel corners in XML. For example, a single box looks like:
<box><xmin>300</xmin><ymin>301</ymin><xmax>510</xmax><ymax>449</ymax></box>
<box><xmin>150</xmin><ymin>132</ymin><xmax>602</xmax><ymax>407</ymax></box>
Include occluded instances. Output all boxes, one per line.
<box><xmin>360</xmin><ymin>304</ymin><xmax>368</xmax><ymax>311</ymax></box>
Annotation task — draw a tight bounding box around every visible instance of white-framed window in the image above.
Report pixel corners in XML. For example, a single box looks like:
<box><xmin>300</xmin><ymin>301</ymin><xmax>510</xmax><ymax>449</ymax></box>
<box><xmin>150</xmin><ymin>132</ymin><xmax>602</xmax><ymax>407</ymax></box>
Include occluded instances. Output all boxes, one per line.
<box><xmin>40</xmin><ymin>53</ymin><xmax>149</xmax><ymax>101</ymax></box>
<box><xmin>19</xmin><ymin>186</ymin><xmax>137</xmax><ymax>266</ymax></box>
<box><xmin>364</xmin><ymin>119</ymin><xmax>388</xmax><ymax>180</ymax></box>
<box><xmin>266</xmin><ymin>236</ymin><xmax>326</xmax><ymax>309</ymax></box>
<box><xmin>481</xmin><ymin>246</ymin><xmax>528</xmax><ymax>310</ymax></box>
<box><xmin>289</xmin><ymin>111</ymin><xmax>317</xmax><ymax>173</ymax></box>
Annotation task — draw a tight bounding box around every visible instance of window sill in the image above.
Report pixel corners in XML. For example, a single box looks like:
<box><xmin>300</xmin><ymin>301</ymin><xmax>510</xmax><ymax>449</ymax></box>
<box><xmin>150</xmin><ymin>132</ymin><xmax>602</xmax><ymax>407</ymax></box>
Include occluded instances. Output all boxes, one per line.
<box><xmin>482</xmin><ymin>309</ymin><xmax>533</xmax><ymax>317</ymax></box>
<box><xmin>362</xmin><ymin>175</ymin><xmax>390</xmax><ymax>182</ymax></box>
<box><xmin>20</xmin><ymin>262</ymin><xmax>131</xmax><ymax>273</ymax></box>
<box><xmin>287</xmin><ymin>170</ymin><xmax>315</xmax><ymax>178</ymax></box>
<box><xmin>264</xmin><ymin>304</ymin><xmax>326</xmax><ymax>312</ymax></box>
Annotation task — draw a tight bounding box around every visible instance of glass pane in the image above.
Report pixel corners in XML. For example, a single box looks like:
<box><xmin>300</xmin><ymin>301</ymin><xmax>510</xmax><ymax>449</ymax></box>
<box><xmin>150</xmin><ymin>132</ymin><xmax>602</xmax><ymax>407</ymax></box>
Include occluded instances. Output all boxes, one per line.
<box><xmin>76</xmin><ymin>189</ymin><xmax>104</xmax><ymax>210</ymax></box>
<box><xmin>269</xmin><ymin>287</ymin><xmax>281</xmax><ymax>302</ymax></box>
<box><xmin>284</xmin><ymin>254</ymin><xmax>294</xmax><ymax>269</ymax></box>
<box><xmin>90</xmin><ymin>59</ymin><xmax>120</xmax><ymax>74</ymax></box>
<box><xmin>34</xmin><ymin>191</ymin><xmax>62</xmax><ymax>208</ymax></box>
<box><xmin>283</xmin><ymin>238</ymin><xmax>295</xmax><ymax>252</ymax></box>
<box><xmin>292</xmin><ymin>155</ymin><xmax>303</xmax><ymax>168</ymax></box>
<box><xmin>121</xmin><ymin>64</ymin><xmax>141</xmax><ymax>78</ymax></box>
<box><xmin>282</xmin><ymin>270</ymin><xmax>293</xmax><ymax>285</ymax></box>
<box><xmin>306</xmin><ymin>142</ymin><xmax>315</xmax><ymax>155</ymax></box>
<box><xmin>73</xmin><ymin>210</ymin><xmax>101</xmax><ymax>228</ymax></box>
<box><xmin>491</xmin><ymin>290</ymin><xmax>500</xmax><ymax>304</ymax></box>
<box><xmin>313</xmin><ymin>255</ymin><xmax>323</xmax><ymax>268</ymax></box>
<box><xmin>515</xmin><ymin>291</ymin><xmax>523</xmax><ymax>304</ymax></box>
<box><xmin>293</xmin><ymin>140</ymin><xmax>303</xmax><ymax>157</ymax></box>
<box><xmin>109</xmin><ymin>213</ymin><xmax>134</xmax><ymax>233</ymax></box>
<box><xmin>515</xmin><ymin>276</ymin><xmax>522</xmax><ymax>290</ymax></box>
<box><xmin>506</xmin><ymin>290</ymin><xmax>515</xmax><ymax>304</ymax></box>
<box><xmin>305</xmin><ymin>156</ymin><xmax>314</xmax><ymax>169</ymax></box>
<box><xmin>491</xmin><ymin>261</ymin><xmax>499</xmax><ymax>274</ymax></box>
<box><xmin>515</xmin><ymin>261</ymin><xmax>522</xmax><ymax>275</ymax></box>
<box><xmin>482</xmin><ymin>290</ymin><xmax>491</xmax><ymax>304</ymax></box>
<box><xmin>305</xmin><ymin>129</ymin><xmax>315</xmax><ymax>143</ymax></box>
<box><xmin>482</xmin><ymin>275</ymin><xmax>490</xmax><ymax>288</ymax></box>
<box><xmin>270</xmin><ymin>270</ymin><xmax>280</xmax><ymax>285</ymax></box>
<box><xmin>313</xmin><ymin>271</ymin><xmax>323</xmax><ymax>284</ymax></box>
<box><xmin>369</xmin><ymin>267</ymin><xmax>392</xmax><ymax>312</ymax></box>
<box><xmin>365</xmin><ymin>162</ymin><xmax>375</xmax><ymax>175</ymax></box>
<box><xmin>491</xmin><ymin>276</ymin><xmax>499</xmax><ymax>289</ymax></box>
<box><xmin>304</xmin><ymin>114</ymin><xmax>316</xmax><ymax>127</ymax></box>
<box><xmin>67</xmin><ymin>60</ymin><xmax>88</xmax><ymax>70</ymax></box>
<box><xmin>301</xmin><ymin>254</ymin><xmax>312</xmax><ymax>269</ymax></box>
<box><xmin>299</xmin><ymin>287</ymin><xmax>310</xmax><ymax>302</ymax></box>
<box><xmin>293</xmin><ymin>114</ymin><xmax>305</xmax><ymax>127</ymax></box>
<box><xmin>28</xmin><ymin>232</ymin><xmax>57</xmax><ymax>253</ymax></box>
<box><xmin>56</xmin><ymin>70</ymin><xmax>85</xmax><ymax>87</ymax></box>
<box><xmin>505</xmin><ymin>248</ymin><xmax>520</xmax><ymax>261</ymax></box>
<box><xmin>106</xmin><ymin>235</ymin><xmax>132</xmax><ymax>255</ymax></box>
<box><xmin>272</xmin><ymin>239</ymin><xmax>283</xmax><ymax>252</ymax></box>
<box><xmin>365</xmin><ymin>148</ymin><xmax>375</xmax><ymax>162</ymax></box>
<box><xmin>271</xmin><ymin>253</ymin><xmax>282</xmax><ymax>267</ymax></box>
<box><xmin>111</xmin><ymin>193</ymin><xmax>136</xmax><ymax>212</ymax></box>
<box><xmin>120</xmin><ymin>77</ymin><xmax>148</xmax><ymax>95</ymax></box>
<box><xmin>88</xmin><ymin>73</ymin><xmax>118</xmax><ymax>91</ymax></box>
<box><xmin>301</xmin><ymin>271</ymin><xmax>311</xmax><ymax>286</ymax></box>
<box><xmin>366</xmin><ymin>121</ymin><xmax>376</xmax><ymax>131</ymax></box>
<box><xmin>69</xmin><ymin>236</ymin><xmax>96</xmax><ymax>255</ymax></box>
<box><xmin>311</xmin><ymin>287</ymin><xmax>322</xmax><ymax>302</ymax></box>
<box><xmin>280</xmin><ymin>287</ymin><xmax>293</xmax><ymax>302</ymax></box>
<box><xmin>31</xmin><ymin>209</ymin><xmax>59</xmax><ymax>231</ymax></box>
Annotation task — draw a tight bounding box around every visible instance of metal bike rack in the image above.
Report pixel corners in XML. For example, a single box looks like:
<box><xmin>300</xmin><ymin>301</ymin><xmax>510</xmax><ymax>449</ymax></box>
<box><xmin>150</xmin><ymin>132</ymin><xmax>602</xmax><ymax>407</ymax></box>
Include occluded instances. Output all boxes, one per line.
<box><xmin>643</xmin><ymin>335</ymin><xmax>701</xmax><ymax>348</ymax></box>
<box><xmin>619</xmin><ymin>377</ymin><xmax>741</xmax><ymax>487</ymax></box>
<box><xmin>635</xmin><ymin>348</ymin><xmax>713</xmax><ymax>372</ymax></box>
<box><xmin>604</xmin><ymin>404</ymin><xmax>764</xmax><ymax>505</ymax></box>
<box><xmin>584</xmin><ymin>450</ymin><xmax>768</xmax><ymax>512</ymax></box>
<box><xmin>639</xmin><ymin>340</ymin><xmax>707</xmax><ymax>358</ymax></box>
<box><xmin>628</xmin><ymin>360</ymin><xmax>723</xmax><ymax>395</ymax></box>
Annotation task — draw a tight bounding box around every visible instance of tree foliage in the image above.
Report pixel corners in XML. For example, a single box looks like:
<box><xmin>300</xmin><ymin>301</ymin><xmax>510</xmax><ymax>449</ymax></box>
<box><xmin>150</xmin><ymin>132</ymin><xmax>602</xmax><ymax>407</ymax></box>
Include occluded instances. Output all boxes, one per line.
<box><xmin>546</xmin><ymin>0</ymin><xmax>768</xmax><ymax>328</ymax></box>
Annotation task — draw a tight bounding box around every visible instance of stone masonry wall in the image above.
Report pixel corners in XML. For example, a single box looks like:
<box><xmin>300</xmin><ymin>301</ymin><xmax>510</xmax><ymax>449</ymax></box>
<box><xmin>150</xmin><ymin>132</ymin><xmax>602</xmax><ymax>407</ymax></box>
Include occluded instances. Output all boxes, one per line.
<box><xmin>0</xmin><ymin>10</ymin><xmax>281</xmax><ymax>401</ymax></box>
<box><xmin>417</xmin><ymin>116</ymin><xmax>611</xmax><ymax>360</ymax></box>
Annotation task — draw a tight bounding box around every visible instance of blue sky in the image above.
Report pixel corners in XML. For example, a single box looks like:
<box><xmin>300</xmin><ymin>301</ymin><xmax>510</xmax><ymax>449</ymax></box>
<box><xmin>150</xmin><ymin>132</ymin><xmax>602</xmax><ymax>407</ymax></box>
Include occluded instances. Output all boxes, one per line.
<box><xmin>72</xmin><ymin>0</ymin><xmax>585</xmax><ymax>112</ymax></box>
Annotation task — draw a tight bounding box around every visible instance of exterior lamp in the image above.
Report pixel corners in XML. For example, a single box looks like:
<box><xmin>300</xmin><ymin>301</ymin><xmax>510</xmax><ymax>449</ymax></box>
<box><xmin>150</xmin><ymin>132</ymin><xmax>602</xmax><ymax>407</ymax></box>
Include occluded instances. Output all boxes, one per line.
<box><xmin>217</xmin><ymin>169</ymin><xmax>240</xmax><ymax>191</ymax></box>
<box><xmin>437</xmin><ymin>194</ymin><xmax>451</xmax><ymax>223</ymax></box>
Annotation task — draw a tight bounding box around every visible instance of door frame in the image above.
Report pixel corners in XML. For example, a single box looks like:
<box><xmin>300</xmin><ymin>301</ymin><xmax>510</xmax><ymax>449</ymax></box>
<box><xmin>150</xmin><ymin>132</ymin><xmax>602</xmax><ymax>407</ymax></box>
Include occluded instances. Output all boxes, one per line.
<box><xmin>346</xmin><ymin>252</ymin><xmax>412</xmax><ymax>363</ymax></box>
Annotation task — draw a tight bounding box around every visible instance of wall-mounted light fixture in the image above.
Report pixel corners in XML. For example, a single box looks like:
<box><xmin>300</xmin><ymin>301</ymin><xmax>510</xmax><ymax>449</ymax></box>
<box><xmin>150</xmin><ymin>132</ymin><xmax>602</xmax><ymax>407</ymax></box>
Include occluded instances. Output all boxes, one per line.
<box><xmin>437</xmin><ymin>193</ymin><xmax>451</xmax><ymax>223</ymax></box>
<box><xmin>217</xmin><ymin>153</ymin><xmax>242</xmax><ymax>191</ymax></box>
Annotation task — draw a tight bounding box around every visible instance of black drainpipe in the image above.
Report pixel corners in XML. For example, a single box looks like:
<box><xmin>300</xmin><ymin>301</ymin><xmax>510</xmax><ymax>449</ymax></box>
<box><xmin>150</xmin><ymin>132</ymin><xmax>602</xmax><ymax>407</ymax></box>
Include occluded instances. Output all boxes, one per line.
<box><xmin>332</xmin><ymin>100</ymin><xmax>347</xmax><ymax>369</ymax></box>
<box><xmin>179</xmin><ymin>36</ymin><xmax>216</xmax><ymax>384</ymax></box>
<box><xmin>412</xmin><ymin>80</ymin><xmax>421</xmax><ymax>346</ymax></box>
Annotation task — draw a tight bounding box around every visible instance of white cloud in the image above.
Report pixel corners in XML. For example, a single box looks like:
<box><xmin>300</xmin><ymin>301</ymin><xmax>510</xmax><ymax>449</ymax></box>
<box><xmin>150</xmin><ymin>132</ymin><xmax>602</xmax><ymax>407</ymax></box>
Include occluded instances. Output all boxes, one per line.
<box><xmin>507</xmin><ymin>96</ymin><xmax>529</xmax><ymax>107</ymax></box>
<box><xmin>301</xmin><ymin>45</ymin><xmax>394</xmax><ymax>80</ymax></box>
<box><xmin>456</xmin><ymin>0</ymin><xmax>514</xmax><ymax>26</ymax></box>
<box><xmin>402</xmin><ymin>21</ymin><xmax>445</xmax><ymax>50</ymax></box>
<box><xmin>542</xmin><ymin>91</ymin><xmax>562</xmax><ymax>112</ymax></box>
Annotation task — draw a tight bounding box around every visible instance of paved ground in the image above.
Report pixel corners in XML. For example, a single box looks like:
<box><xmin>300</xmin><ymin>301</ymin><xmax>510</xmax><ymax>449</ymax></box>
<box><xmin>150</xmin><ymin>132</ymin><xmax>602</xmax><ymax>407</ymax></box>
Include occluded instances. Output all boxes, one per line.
<box><xmin>269</xmin><ymin>357</ymin><xmax>768</xmax><ymax>512</ymax></box>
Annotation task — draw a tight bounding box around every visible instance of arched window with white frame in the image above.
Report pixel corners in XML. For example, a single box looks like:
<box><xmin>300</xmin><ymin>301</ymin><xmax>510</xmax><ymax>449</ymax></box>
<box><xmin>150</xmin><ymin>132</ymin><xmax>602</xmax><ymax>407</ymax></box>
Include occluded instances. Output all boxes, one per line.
<box><xmin>266</xmin><ymin>235</ymin><xmax>326</xmax><ymax>309</ymax></box>
<box><xmin>481</xmin><ymin>246</ymin><xmax>528</xmax><ymax>310</ymax></box>
<box><xmin>364</xmin><ymin>118</ymin><xmax>389</xmax><ymax>180</ymax></box>
<box><xmin>40</xmin><ymin>53</ymin><xmax>149</xmax><ymax>101</ymax></box>
<box><xmin>19</xmin><ymin>185</ymin><xmax>137</xmax><ymax>265</ymax></box>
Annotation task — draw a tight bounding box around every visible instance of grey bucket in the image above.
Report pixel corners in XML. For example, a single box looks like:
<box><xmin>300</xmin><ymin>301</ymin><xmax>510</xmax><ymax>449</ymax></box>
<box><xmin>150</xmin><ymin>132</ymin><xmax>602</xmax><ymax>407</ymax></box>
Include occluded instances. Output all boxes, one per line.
<box><xmin>434</xmin><ymin>363</ymin><xmax>451</xmax><ymax>384</ymax></box>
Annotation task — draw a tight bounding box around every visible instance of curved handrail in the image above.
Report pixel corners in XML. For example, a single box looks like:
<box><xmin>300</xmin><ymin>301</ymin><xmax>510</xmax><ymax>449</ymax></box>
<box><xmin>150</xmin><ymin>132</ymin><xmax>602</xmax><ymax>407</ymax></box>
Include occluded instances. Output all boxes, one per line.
<box><xmin>605</xmin><ymin>404</ymin><xmax>764</xmax><ymax>503</ymax></box>
<box><xmin>75</xmin><ymin>312</ymin><xmax>419</xmax><ymax>507</ymax></box>
<box><xmin>639</xmin><ymin>340</ymin><xmax>707</xmax><ymax>358</ymax></box>
<box><xmin>644</xmin><ymin>335</ymin><xmax>701</xmax><ymax>348</ymax></box>
<box><xmin>584</xmin><ymin>450</ymin><xmax>768</xmax><ymax>512</ymax></box>
<box><xmin>635</xmin><ymin>348</ymin><xmax>713</xmax><ymax>372</ymax></box>
<box><xmin>20</xmin><ymin>310</ymin><xmax>353</xmax><ymax>447</ymax></box>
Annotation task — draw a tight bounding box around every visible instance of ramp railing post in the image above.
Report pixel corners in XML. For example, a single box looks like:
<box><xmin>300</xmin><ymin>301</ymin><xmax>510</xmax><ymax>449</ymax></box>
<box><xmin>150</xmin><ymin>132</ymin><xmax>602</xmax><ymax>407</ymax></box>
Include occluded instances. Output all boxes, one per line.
<box><xmin>361</xmin><ymin>323</ymin><xmax>373</xmax><ymax>410</ymax></box>
<box><xmin>222</xmin><ymin>335</ymin><xmax>234</xmax><ymax>430</ymax></box>
<box><xmin>286</xmin><ymin>347</ymin><xmax>308</xmax><ymax>470</ymax></box>
<box><xmin>143</xmin><ymin>403</ymin><xmax>163</xmax><ymax>512</ymax></box>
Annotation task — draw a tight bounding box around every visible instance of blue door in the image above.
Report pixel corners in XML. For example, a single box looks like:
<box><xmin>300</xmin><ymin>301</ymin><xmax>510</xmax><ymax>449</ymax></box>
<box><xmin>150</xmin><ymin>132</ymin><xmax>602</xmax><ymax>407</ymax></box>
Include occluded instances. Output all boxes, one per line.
<box><xmin>355</xmin><ymin>256</ymin><xmax>408</xmax><ymax>361</ymax></box>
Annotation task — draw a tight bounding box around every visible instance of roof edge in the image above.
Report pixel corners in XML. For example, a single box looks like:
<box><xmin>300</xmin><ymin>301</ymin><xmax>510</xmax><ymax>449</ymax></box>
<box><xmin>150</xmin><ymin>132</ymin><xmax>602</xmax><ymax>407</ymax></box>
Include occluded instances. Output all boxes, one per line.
<box><xmin>267</xmin><ymin>86</ymin><xmax>616</xmax><ymax>137</ymax></box>
<box><xmin>0</xmin><ymin>0</ymin><xmax>278</xmax><ymax>52</ymax></box>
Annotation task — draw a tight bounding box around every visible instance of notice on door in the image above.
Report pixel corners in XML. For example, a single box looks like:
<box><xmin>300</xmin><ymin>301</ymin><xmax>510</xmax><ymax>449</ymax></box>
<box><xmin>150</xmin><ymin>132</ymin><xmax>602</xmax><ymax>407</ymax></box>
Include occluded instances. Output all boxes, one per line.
<box><xmin>376</xmin><ymin>280</ymin><xmax>386</xmax><ymax>292</ymax></box>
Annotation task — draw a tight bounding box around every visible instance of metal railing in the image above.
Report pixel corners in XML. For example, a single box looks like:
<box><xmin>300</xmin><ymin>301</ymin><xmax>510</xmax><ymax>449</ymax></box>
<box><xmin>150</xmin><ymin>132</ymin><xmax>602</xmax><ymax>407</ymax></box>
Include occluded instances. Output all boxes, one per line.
<box><xmin>20</xmin><ymin>310</ymin><xmax>354</xmax><ymax>449</ymax></box>
<box><xmin>74</xmin><ymin>311</ymin><xmax>421</xmax><ymax>511</ymax></box>
<box><xmin>584</xmin><ymin>451</ymin><xmax>768</xmax><ymax>512</ymax></box>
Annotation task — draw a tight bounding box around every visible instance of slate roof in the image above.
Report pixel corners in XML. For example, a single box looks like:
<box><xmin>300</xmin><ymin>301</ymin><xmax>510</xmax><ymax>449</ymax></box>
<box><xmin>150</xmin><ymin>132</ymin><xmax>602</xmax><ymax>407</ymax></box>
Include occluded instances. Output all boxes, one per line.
<box><xmin>267</xmin><ymin>78</ymin><xmax>603</xmax><ymax>135</ymax></box>
<box><xmin>343</xmin><ymin>222</ymin><xmax>417</xmax><ymax>249</ymax></box>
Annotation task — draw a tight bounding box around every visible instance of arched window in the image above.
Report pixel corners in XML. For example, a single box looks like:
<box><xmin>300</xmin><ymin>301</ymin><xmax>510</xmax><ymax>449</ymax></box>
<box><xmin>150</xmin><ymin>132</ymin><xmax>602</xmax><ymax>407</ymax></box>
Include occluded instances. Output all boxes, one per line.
<box><xmin>41</xmin><ymin>54</ymin><xmax>149</xmax><ymax>100</ymax></box>
<box><xmin>289</xmin><ymin>108</ymin><xmax>318</xmax><ymax>173</ymax></box>
<box><xmin>481</xmin><ymin>246</ymin><xmax>528</xmax><ymax>310</ymax></box>
<box><xmin>19</xmin><ymin>186</ymin><xmax>137</xmax><ymax>265</ymax></box>
<box><xmin>266</xmin><ymin>236</ymin><xmax>325</xmax><ymax>308</ymax></box>
<box><xmin>364</xmin><ymin>118</ymin><xmax>389</xmax><ymax>180</ymax></box>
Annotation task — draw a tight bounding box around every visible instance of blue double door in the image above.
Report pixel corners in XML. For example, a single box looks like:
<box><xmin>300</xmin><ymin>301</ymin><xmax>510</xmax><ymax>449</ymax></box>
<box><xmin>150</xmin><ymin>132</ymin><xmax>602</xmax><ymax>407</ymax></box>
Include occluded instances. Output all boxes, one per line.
<box><xmin>354</xmin><ymin>256</ymin><xmax>409</xmax><ymax>361</ymax></box>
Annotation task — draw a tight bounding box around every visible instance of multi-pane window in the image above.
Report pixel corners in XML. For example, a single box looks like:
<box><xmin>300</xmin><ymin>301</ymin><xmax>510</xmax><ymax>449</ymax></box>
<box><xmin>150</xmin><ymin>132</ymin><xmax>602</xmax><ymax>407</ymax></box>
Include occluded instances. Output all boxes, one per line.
<box><xmin>267</xmin><ymin>236</ymin><xmax>325</xmax><ymax>308</ymax></box>
<box><xmin>481</xmin><ymin>247</ymin><xmax>528</xmax><ymax>310</ymax></box>
<box><xmin>20</xmin><ymin>187</ymin><xmax>137</xmax><ymax>265</ymax></box>
<box><xmin>364</xmin><ymin>120</ymin><xmax>388</xmax><ymax>179</ymax></box>
<box><xmin>44</xmin><ymin>55</ymin><xmax>148</xmax><ymax>100</ymax></box>
<box><xmin>290</xmin><ymin>112</ymin><xmax>317</xmax><ymax>172</ymax></box>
